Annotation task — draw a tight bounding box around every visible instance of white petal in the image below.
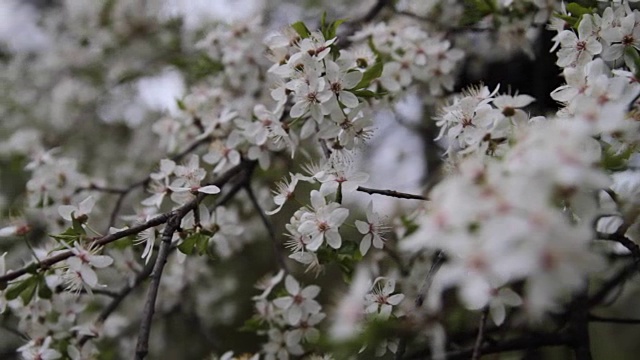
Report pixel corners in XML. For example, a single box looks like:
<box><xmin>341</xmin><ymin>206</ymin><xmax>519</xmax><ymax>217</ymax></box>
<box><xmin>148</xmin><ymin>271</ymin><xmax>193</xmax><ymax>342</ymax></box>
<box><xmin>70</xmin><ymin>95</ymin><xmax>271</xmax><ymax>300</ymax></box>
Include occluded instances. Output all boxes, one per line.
<box><xmin>340</xmin><ymin>91</ymin><xmax>359</xmax><ymax>108</ymax></box>
<box><xmin>325</xmin><ymin>229</ymin><xmax>342</xmax><ymax>249</ymax></box>
<box><xmin>80</xmin><ymin>266</ymin><xmax>98</xmax><ymax>287</ymax></box>
<box><xmin>273</xmin><ymin>296</ymin><xmax>294</xmax><ymax>309</ymax></box>
<box><xmin>89</xmin><ymin>255</ymin><xmax>113</xmax><ymax>268</ymax></box>
<box><xmin>360</xmin><ymin>236</ymin><xmax>371</xmax><ymax>255</ymax></box>
<box><xmin>387</xmin><ymin>293</ymin><xmax>405</xmax><ymax>305</ymax></box>
<box><xmin>198</xmin><ymin>185</ymin><xmax>221</xmax><ymax>194</ymax></box>
<box><xmin>301</xmin><ymin>285</ymin><xmax>320</xmax><ymax>299</ymax></box>
<box><xmin>78</xmin><ymin>196</ymin><xmax>96</xmax><ymax>215</ymax></box>
<box><xmin>288</xmin><ymin>306</ymin><xmax>302</xmax><ymax>325</ymax></box>
<box><xmin>58</xmin><ymin>205</ymin><xmax>76</xmax><ymax>221</ymax></box>
<box><xmin>355</xmin><ymin>220</ymin><xmax>370</xmax><ymax>234</ymax></box>
<box><xmin>328</xmin><ymin>208</ymin><xmax>349</xmax><ymax>226</ymax></box>
<box><xmin>285</xmin><ymin>275</ymin><xmax>300</xmax><ymax>295</ymax></box>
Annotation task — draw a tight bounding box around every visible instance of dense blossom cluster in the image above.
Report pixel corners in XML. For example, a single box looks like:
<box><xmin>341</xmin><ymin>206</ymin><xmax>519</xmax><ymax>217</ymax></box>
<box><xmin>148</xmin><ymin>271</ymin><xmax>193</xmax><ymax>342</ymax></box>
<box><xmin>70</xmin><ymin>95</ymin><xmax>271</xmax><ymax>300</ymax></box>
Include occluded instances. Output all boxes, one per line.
<box><xmin>1</xmin><ymin>0</ymin><xmax>640</xmax><ymax>359</ymax></box>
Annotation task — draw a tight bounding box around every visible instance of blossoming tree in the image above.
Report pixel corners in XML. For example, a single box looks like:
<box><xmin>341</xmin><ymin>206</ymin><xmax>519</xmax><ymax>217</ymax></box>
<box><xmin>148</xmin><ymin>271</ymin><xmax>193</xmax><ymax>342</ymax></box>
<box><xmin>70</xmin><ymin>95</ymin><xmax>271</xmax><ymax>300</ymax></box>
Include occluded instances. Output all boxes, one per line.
<box><xmin>1</xmin><ymin>0</ymin><xmax>640</xmax><ymax>359</ymax></box>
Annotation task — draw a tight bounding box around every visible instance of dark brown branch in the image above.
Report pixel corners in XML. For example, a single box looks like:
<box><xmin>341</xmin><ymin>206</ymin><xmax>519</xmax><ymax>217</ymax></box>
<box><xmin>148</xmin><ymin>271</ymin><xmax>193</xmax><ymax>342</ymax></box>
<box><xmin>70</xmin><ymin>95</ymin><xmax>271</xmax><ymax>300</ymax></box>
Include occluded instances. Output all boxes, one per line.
<box><xmin>360</xmin><ymin>0</ymin><xmax>393</xmax><ymax>23</ymax></box>
<box><xmin>472</xmin><ymin>308</ymin><xmax>489</xmax><ymax>360</ymax></box>
<box><xmin>0</xmin><ymin>162</ymin><xmax>246</xmax><ymax>285</ymax></box>
<box><xmin>134</xmin><ymin>160</ymin><xmax>253</xmax><ymax>359</ymax></box>
<box><xmin>403</xmin><ymin>332</ymin><xmax>570</xmax><ymax>360</ymax></box>
<box><xmin>589</xmin><ymin>262</ymin><xmax>637</xmax><ymax>308</ymax></box>
<box><xmin>357</xmin><ymin>186</ymin><xmax>427</xmax><ymax>201</ymax></box>
<box><xmin>598</xmin><ymin>231</ymin><xmax>640</xmax><ymax>263</ymax></box>
<box><xmin>590</xmin><ymin>315</ymin><xmax>640</xmax><ymax>324</ymax></box>
<box><xmin>135</xmin><ymin>217</ymin><xmax>178</xmax><ymax>360</ymax></box>
<box><xmin>569</xmin><ymin>291</ymin><xmax>592</xmax><ymax>360</ymax></box>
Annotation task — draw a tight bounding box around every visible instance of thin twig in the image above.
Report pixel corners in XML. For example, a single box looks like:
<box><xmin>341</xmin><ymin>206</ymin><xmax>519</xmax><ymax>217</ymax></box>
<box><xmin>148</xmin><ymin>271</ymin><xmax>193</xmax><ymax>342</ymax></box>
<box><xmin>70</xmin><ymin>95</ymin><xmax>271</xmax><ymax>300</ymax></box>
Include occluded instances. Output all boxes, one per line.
<box><xmin>438</xmin><ymin>334</ymin><xmax>570</xmax><ymax>360</ymax></box>
<box><xmin>357</xmin><ymin>186</ymin><xmax>427</xmax><ymax>201</ymax></box>
<box><xmin>415</xmin><ymin>251</ymin><xmax>445</xmax><ymax>307</ymax></box>
<box><xmin>77</xmin><ymin>255</ymin><xmax>158</xmax><ymax>346</ymax></box>
<box><xmin>472</xmin><ymin>308</ymin><xmax>489</xmax><ymax>360</ymax></box>
<box><xmin>244</xmin><ymin>183</ymin><xmax>289</xmax><ymax>273</ymax></box>
<box><xmin>589</xmin><ymin>262</ymin><xmax>637</xmax><ymax>307</ymax></box>
<box><xmin>590</xmin><ymin>315</ymin><xmax>640</xmax><ymax>324</ymax></box>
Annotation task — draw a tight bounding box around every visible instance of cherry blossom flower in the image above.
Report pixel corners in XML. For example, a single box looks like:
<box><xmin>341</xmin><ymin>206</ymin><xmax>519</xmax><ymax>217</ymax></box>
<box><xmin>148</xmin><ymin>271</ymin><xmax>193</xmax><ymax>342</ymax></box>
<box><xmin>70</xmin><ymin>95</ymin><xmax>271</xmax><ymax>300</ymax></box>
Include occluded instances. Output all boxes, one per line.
<box><xmin>298</xmin><ymin>191</ymin><xmax>349</xmax><ymax>251</ymax></box>
<box><xmin>355</xmin><ymin>201</ymin><xmax>389</xmax><ymax>255</ymax></box>
<box><xmin>289</xmin><ymin>77</ymin><xmax>332</xmax><ymax>122</ymax></box>
<box><xmin>135</xmin><ymin>226</ymin><xmax>157</xmax><ymax>264</ymax></box>
<box><xmin>364</xmin><ymin>278</ymin><xmax>405</xmax><ymax>320</ymax></box>
<box><xmin>17</xmin><ymin>336</ymin><xmax>61</xmax><ymax>360</ymax></box>
<box><xmin>324</xmin><ymin>60</ymin><xmax>362</xmax><ymax>110</ymax></box>
<box><xmin>318</xmin><ymin>162</ymin><xmax>369</xmax><ymax>196</ymax></box>
<box><xmin>555</xmin><ymin>15</ymin><xmax>602</xmax><ymax>68</ymax></box>
<box><xmin>58</xmin><ymin>196</ymin><xmax>96</xmax><ymax>223</ymax></box>
<box><xmin>262</xmin><ymin>328</ymin><xmax>304</xmax><ymax>360</ymax></box>
<box><xmin>272</xmin><ymin>275</ymin><xmax>321</xmax><ymax>325</ymax></box>
<box><xmin>63</xmin><ymin>243</ymin><xmax>114</xmax><ymax>294</ymax></box>
<box><xmin>266</xmin><ymin>174</ymin><xmax>299</xmax><ymax>215</ymax></box>
<box><xmin>253</xmin><ymin>269</ymin><xmax>285</xmax><ymax>300</ymax></box>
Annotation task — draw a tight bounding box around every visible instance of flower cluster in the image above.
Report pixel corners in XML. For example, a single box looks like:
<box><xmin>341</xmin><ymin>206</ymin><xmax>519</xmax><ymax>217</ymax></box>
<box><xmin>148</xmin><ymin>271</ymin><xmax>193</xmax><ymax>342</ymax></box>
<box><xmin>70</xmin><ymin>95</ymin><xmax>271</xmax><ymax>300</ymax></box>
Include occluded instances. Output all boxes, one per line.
<box><xmin>4</xmin><ymin>1</ymin><xmax>640</xmax><ymax>359</ymax></box>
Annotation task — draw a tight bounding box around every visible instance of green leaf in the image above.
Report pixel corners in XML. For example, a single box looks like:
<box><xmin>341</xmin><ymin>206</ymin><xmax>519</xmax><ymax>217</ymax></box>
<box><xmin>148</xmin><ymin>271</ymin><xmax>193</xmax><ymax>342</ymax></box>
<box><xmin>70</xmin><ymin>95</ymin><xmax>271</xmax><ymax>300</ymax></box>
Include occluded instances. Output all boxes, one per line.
<box><xmin>601</xmin><ymin>142</ymin><xmax>635</xmax><ymax>171</ymax></box>
<box><xmin>461</xmin><ymin>0</ymin><xmax>495</xmax><ymax>26</ymax></box>
<box><xmin>353</xmin><ymin>89</ymin><xmax>388</xmax><ymax>99</ymax></box>
<box><xmin>291</xmin><ymin>21</ymin><xmax>311</xmax><ymax>39</ymax></box>
<box><xmin>5</xmin><ymin>277</ymin><xmax>37</xmax><ymax>301</ymax></box>
<box><xmin>195</xmin><ymin>233</ymin><xmax>210</xmax><ymax>256</ymax></box>
<box><xmin>240</xmin><ymin>315</ymin><xmax>269</xmax><ymax>332</ymax></box>
<box><xmin>400</xmin><ymin>215</ymin><xmax>419</xmax><ymax>238</ymax></box>
<box><xmin>71</xmin><ymin>216</ymin><xmax>86</xmax><ymax>235</ymax></box>
<box><xmin>177</xmin><ymin>99</ymin><xmax>186</xmax><ymax>111</ymax></box>
<box><xmin>352</xmin><ymin>61</ymin><xmax>383</xmax><ymax>90</ymax></box>
<box><xmin>50</xmin><ymin>226</ymin><xmax>83</xmax><ymax>244</ymax></box>
<box><xmin>566</xmin><ymin>2</ymin><xmax>593</xmax><ymax>18</ymax></box>
<box><xmin>178</xmin><ymin>234</ymin><xmax>198</xmax><ymax>255</ymax></box>
<box><xmin>37</xmin><ymin>278</ymin><xmax>53</xmax><ymax>300</ymax></box>
<box><xmin>21</xmin><ymin>280</ymin><xmax>38</xmax><ymax>304</ymax></box>
<box><xmin>553</xmin><ymin>12</ymin><xmax>578</xmax><ymax>28</ymax></box>
<box><xmin>624</xmin><ymin>46</ymin><xmax>640</xmax><ymax>79</ymax></box>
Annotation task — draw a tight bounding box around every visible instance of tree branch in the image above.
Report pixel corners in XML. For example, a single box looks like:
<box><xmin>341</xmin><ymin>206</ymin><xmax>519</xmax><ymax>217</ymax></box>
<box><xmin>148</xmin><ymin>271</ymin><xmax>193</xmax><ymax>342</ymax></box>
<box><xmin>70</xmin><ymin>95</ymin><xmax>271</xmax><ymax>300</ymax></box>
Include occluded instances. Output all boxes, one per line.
<box><xmin>403</xmin><ymin>332</ymin><xmax>570</xmax><ymax>360</ymax></box>
<box><xmin>589</xmin><ymin>262</ymin><xmax>637</xmax><ymax>308</ymax></box>
<box><xmin>415</xmin><ymin>251</ymin><xmax>445</xmax><ymax>308</ymax></box>
<box><xmin>569</xmin><ymin>290</ymin><xmax>593</xmax><ymax>360</ymax></box>
<box><xmin>472</xmin><ymin>308</ymin><xmax>489</xmax><ymax>360</ymax></box>
<box><xmin>134</xmin><ymin>160</ymin><xmax>253</xmax><ymax>359</ymax></box>
<box><xmin>590</xmin><ymin>315</ymin><xmax>640</xmax><ymax>324</ymax></box>
<box><xmin>135</xmin><ymin>217</ymin><xmax>178</xmax><ymax>360</ymax></box>
<box><xmin>0</xmin><ymin>162</ymin><xmax>246</xmax><ymax>285</ymax></box>
<box><xmin>598</xmin><ymin>231</ymin><xmax>640</xmax><ymax>264</ymax></box>
<box><xmin>357</xmin><ymin>186</ymin><xmax>427</xmax><ymax>201</ymax></box>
